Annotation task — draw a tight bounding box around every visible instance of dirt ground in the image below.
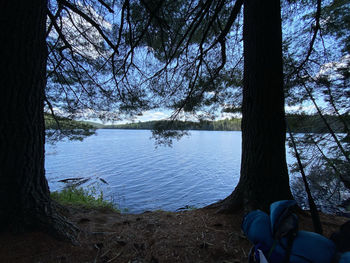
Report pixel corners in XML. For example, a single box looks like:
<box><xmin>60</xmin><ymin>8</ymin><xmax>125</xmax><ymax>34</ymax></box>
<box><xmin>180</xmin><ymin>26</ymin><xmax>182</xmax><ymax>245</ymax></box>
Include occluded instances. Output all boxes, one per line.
<box><xmin>0</xmin><ymin>206</ymin><xmax>348</xmax><ymax>263</ymax></box>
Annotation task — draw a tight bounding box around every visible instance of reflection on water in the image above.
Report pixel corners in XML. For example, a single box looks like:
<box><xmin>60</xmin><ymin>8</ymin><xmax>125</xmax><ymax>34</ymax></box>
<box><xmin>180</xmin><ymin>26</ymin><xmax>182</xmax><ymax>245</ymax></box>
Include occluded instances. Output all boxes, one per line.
<box><xmin>45</xmin><ymin>129</ymin><xmax>242</xmax><ymax>213</ymax></box>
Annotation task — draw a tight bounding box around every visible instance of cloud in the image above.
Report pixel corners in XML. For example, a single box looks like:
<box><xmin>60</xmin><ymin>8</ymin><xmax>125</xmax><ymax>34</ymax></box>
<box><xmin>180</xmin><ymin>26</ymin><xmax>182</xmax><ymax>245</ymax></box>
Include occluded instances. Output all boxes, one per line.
<box><xmin>317</xmin><ymin>54</ymin><xmax>350</xmax><ymax>80</ymax></box>
<box><xmin>285</xmin><ymin>104</ymin><xmax>316</xmax><ymax>113</ymax></box>
<box><xmin>136</xmin><ymin>111</ymin><xmax>170</xmax><ymax>122</ymax></box>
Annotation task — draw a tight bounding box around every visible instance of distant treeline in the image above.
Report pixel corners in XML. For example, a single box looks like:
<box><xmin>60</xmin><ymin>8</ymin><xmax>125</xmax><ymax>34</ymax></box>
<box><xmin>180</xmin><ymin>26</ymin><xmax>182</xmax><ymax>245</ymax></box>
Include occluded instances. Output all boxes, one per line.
<box><xmin>287</xmin><ymin>114</ymin><xmax>350</xmax><ymax>133</ymax></box>
<box><xmin>45</xmin><ymin>113</ymin><xmax>350</xmax><ymax>133</ymax></box>
<box><xmin>104</xmin><ymin>114</ymin><xmax>350</xmax><ymax>133</ymax></box>
<box><xmin>44</xmin><ymin>113</ymin><xmax>97</xmax><ymax>130</ymax></box>
<box><xmin>104</xmin><ymin>118</ymin><xmax>242</xmax><ymax>131</ymax></box>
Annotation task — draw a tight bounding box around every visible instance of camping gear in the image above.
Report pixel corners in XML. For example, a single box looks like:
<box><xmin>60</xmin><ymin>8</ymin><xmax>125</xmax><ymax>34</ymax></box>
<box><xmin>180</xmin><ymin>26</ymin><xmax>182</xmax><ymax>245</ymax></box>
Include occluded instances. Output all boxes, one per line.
<box><xmin>242</xmin><ymin>200</ymin><xmax>347</xmax><ymax>263</ymax></box>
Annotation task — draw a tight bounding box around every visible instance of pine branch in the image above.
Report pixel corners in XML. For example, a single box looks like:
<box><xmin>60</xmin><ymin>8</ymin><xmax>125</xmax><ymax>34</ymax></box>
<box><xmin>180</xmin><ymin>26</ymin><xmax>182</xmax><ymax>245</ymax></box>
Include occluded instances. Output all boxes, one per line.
<box><xmin>290</xmin><ymin>0</ymin><xmax>322</xmax><ymax>76</ymax></box>
<box><xmin>96</xmin><ymin>0</ymin><xmax>114</xmax><ymax>13</ymax></box>
<box><xmin>286</xmin><ymin>121</ymin><xmax>323</xmax><ymax>235</ymax></box>
<box><xmin>59</xmin><ymin>0</ymin><xmax>117</xmax><ymax>52</ymax></box>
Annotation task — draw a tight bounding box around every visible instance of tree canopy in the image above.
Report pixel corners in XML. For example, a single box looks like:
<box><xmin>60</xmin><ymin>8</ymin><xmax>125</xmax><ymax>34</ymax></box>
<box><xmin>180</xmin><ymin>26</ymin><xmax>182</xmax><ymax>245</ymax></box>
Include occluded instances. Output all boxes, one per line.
<box><xmin>46</xmin><ymin>0</ymin><xmax>244</xmax><ymax>123</ymax></box>
<box><xmin>43</xmin><ymin>0</ymin><xmax>349</xmax><ymax>127</ymax></box>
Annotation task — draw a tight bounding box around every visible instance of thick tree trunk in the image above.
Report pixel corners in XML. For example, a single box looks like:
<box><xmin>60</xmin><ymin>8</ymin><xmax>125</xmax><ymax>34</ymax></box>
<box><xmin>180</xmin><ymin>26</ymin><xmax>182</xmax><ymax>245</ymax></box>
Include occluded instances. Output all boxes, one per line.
<box><xmin>217</xmin><ymin>0</ymin><xmax>293</xmax><ymax>212</ymax></box>
<box><xmin>0</xmin><ymin>1</ymin><xmax>76</xmax><ymax>239</ymax></box>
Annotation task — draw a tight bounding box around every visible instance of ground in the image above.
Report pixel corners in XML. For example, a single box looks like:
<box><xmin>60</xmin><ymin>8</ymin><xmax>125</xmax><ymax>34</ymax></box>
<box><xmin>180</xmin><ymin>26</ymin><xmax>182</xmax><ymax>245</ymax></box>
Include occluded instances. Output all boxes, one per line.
<box><xmin>0</xmin><ymin>206</ymin><xmax>348</xmax><ymax>263</ymax></box>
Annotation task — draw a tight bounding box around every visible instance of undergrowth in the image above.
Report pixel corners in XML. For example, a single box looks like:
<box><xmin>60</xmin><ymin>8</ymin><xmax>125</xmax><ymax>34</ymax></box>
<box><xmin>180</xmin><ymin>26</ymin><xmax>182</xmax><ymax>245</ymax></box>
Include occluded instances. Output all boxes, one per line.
<box><xmin>51</xmin><ymin>186</ymin><xmax>119</xmax><ymax>212</ymax></box>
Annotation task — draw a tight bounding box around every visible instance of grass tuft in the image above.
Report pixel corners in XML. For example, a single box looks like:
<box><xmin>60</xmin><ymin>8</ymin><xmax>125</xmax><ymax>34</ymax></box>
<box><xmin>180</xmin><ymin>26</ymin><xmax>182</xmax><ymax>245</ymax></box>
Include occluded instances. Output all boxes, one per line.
<box><xmin>51</xmin><ymin>186</ymin><xmax>119</xmax><ymax>212</ymax></box>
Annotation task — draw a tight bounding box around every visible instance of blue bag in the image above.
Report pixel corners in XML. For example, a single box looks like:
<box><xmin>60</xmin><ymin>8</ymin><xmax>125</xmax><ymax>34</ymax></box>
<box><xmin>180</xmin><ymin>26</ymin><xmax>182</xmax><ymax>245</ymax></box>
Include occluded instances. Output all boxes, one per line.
<box><xmin>242</xmin><ymin>200</ymin><xmax>337</xmax><ymax>263</ymax></box>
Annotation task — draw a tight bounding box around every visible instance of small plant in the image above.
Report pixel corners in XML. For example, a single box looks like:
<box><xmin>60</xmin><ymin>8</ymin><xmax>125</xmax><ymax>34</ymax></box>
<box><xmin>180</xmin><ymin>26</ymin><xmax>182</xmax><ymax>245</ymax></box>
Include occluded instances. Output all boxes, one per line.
<box><xmin>121</xmin><ymin>207</ymin><xmax>130</xmax><ymax>213</ymax></box>
<box><xmin>51</xmin><ymin>185</ymin><xmax>119</xmax><ymax>212</ymax></box>
<box><xmin>176</xmin><ymin>205</ymin><xmax>197</xmax><ymax>211</ymax></box>
<box><xmin>186</xmin><ymin>205</ymin><xmax>197</xmax><ymax>210</ymax></box>
<box><xmin>154</xmin><ymin>209</ymin><xmax>166</xmax><ymax>212</ymax></box>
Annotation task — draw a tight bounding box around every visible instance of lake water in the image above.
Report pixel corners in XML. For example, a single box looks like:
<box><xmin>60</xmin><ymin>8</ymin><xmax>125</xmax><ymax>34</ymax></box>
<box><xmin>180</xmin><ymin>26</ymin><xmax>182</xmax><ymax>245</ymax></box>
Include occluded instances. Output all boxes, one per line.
<box><xmin>45</xmin><ymin>129</ymin><xmax>292</xmax><ymax>213</ymax></box>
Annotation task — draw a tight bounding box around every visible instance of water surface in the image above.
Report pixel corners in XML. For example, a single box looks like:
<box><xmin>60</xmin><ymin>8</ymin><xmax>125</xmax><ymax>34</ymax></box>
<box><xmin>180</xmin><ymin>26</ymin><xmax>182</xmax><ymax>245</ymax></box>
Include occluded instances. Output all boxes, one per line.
<box><xmin>45</xmin><ymin>129</ymin><xmax>242</xmax><ymax>212</ymax></box>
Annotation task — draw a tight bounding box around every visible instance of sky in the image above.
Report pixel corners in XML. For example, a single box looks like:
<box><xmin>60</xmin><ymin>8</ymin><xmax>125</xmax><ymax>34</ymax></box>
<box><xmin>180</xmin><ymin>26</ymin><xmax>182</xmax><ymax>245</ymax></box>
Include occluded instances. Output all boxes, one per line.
<box><xmin>85</xmin><ymin>103</ymin><xmax>318</xmax><ymax>125</ymax></box>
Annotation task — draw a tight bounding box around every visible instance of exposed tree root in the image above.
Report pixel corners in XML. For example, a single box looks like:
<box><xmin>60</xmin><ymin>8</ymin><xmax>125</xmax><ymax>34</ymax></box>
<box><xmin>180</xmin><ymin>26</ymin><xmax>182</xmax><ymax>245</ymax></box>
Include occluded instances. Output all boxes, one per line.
<box><xmin>42</xmin><ymin>208</ymin><xmax>80</xmax><ymax>244</ymax></box>
<box><xmin>207</xmin><ymin>181</ymin><xmax>294</xmax><ymax>215</ymax></box>
<box><xmin>6</xmin><ymin>199</ymin><xmax>80</xmax><ymax>244</ymax></box>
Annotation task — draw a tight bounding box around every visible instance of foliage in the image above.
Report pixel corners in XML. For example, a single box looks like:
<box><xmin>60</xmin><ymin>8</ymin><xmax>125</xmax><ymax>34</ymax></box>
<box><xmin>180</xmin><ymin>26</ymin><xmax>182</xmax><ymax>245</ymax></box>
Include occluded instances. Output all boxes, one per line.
<box><xmin>321</xmin><ymin>0</ymin><xmax>350</xmax><ymax>53</ymax></box>
<box><xmin>46</xmin><ymin>0</ymin><xmax>244</xmax><ymax>124</ymax></box>
<box><xmin>281</xmin><ymin>0</ymin><xmax>350</xmax><ymax>211</ymax></box>
<box><xmin>45</xmin><ymin>113</ymin><xmax>97</xmax><ymax>143</ymax></box>
<box><xmin>291</xmin><ymin>166</ymin><xmax>349</xmax><ymax>214</ymax></box>
<box><xmin>178</xmin><ymin>205</ymin><xmax>197</xmax><ymax>211</ymax></box>
<box><xmin>105</xmin><ymin>118</ymin><xmax>241</xmax><ymax>131</ymax></box>
<box><xmin>45</xmin><ymin>113</ymin><xmax>97</xmax><ymax>129</ymax></box>
<box><xmin>51</xmin><ymin>185</ymin><xmax>119</xmax><ymax>211</ymax></box>
<box><xmin>105</xmin><ymin>114</ymin><xmax>350</xmax><ymax>133</ymax></box>
<box><xmin>287</xmin><ymin>114</ymin><xmax>350</xmax><ymax>133</ymax></box>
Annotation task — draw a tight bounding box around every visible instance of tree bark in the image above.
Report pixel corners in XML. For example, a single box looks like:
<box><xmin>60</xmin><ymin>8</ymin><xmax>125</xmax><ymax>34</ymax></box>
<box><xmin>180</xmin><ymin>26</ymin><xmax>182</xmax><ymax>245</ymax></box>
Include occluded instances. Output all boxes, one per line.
<box><xmin>0</xmin><ymin>1</ymin><xmax>76</xmax><ymax>239</ymax></box>
<box><xmin>216</xmin><ymin>0</ymin><xmax>293</xmax><ymax>212</ymax></box>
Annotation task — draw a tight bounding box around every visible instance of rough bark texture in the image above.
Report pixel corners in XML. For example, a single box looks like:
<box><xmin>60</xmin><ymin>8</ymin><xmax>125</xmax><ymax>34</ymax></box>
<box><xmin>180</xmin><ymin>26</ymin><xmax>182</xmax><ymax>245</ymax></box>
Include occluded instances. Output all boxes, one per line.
<box><xmin>217</xmin><ymin>0</ymin><xmax>293</xmax><ymax>212</ymax></box>
<box><xmin>0</xmin><ymin>1</ymin><xmax>76</xmax><ymax>239</ymax></box>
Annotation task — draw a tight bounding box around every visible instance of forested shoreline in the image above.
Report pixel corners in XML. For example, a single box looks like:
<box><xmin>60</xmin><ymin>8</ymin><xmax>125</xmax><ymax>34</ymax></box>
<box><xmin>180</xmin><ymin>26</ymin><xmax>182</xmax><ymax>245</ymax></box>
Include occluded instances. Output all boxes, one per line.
<box><xmin>48</xmin><ymin>114</ymin><xmax>349</xmax><ymax>133</ymax></box>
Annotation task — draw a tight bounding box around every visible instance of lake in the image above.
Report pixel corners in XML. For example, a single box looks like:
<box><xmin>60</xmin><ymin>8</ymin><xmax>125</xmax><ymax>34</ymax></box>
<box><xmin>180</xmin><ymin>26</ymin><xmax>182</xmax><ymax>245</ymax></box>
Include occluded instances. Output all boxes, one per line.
<box><xmin>45</xmin><ymin>129</ymin><xmax>292</xmax><ymax>213</ymax></box>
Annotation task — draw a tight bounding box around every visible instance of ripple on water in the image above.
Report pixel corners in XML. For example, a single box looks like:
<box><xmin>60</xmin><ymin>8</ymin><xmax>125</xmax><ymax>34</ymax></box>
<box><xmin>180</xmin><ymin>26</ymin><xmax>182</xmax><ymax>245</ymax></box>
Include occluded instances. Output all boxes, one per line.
<box><xmin>46</xmin><ymin>130</ymin><xmax>244</xmax><ymax>212</ymax></box>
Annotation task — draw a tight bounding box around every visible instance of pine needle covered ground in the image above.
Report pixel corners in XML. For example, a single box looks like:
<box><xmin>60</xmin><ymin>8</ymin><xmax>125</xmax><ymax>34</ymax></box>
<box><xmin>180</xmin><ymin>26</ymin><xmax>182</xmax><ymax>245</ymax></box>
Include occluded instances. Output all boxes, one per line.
<box><xmin>0</xmin><ymin>206</ymin><xmax>347</xmax><ymax>263</ymax></box>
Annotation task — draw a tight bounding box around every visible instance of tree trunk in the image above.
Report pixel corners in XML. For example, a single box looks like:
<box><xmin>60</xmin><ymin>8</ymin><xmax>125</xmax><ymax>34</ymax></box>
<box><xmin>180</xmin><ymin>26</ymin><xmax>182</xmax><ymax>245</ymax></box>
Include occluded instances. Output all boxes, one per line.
<box><xmin>0</xmin><ymin>1</ymin><xmax>76</xmax><ymax>239</ymax></box>
<box><xmin>217</xmin><ymin>0</ymin><xmax>293</xmax><ymax>212</ymax></box>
